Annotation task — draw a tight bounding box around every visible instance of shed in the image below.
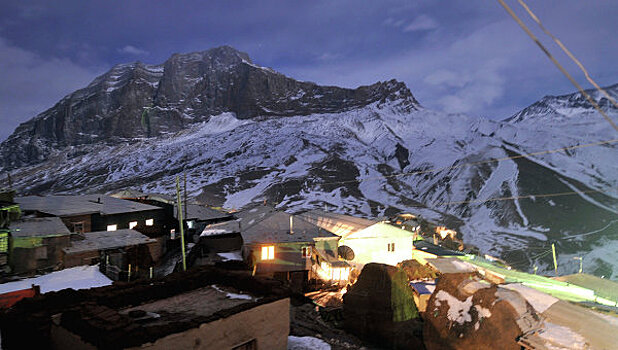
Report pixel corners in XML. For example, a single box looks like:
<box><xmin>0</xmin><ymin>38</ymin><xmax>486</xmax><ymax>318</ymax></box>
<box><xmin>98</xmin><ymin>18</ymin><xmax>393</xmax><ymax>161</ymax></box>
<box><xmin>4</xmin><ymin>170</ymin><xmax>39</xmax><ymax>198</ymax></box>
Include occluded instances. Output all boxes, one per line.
<box><xmin>9</xmin><ymin>217</ymin><xmax>71</xmax><ymax>275</ymax></box>
<box><xmin>63</xmin><ymin>229</ymin><xmax>157</xmax><ymax>280</ymax></box>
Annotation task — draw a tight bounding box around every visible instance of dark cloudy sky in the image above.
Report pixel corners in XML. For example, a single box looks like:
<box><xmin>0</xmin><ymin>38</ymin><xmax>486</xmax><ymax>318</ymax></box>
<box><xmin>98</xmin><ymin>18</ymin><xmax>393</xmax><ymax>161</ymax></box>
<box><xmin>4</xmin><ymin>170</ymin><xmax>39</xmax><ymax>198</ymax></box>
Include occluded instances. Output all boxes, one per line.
<box><xmin>1</xmin><ymin>0</ymin><xmax>617</xmax><ymax>142</ymax></box>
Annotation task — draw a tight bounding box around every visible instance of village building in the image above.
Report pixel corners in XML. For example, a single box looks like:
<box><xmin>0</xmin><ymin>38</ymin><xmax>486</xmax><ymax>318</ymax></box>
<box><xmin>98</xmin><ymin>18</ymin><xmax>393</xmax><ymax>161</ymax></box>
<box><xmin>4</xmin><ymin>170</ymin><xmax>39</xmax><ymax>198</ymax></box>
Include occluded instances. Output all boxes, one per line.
<box><xmin>8</xmin><ymin>217</ymin><xmax>71</xmax><ymax>275</ymax></box>
<box><xmin>63</xmin><ymin>229</ymin><xmax>157</xmax><ymax>281</ymax></box>
<box><xmin>198</xmin><ymin>219</ymin><xmax>243</xmax><ymax>254</ymax></box>
<box><xmin>15</xmin><ymin>195</ymin><xmax>174</xmax><ymax>262</ymax></box>
<box><xmin>174</xmin><ymin>203</ymin><xmax>234</xmax><ymax>242</ymax></box>
<box><xmin>0</xmin><ymin>266</ymin><xmax>291</xmax><ymax>350</ymax></box>
<box><xmin>235</xmin><ymin>206</ymin><xmax>350</xmax><ymax>288</ymax></box>
<box><xmin>15</xmin><ymin>195</ymin><xmax>171</xmax><ymax>236</ymax></box>
<box><xmin>298</xmin><ymin>210</ymin><xmax>415</xmax><ymax>267</ymax></box>
<box><xmin>0</xmin><ymin>191</ymin><xmax>20</xmax><ymax>274</ymax></box>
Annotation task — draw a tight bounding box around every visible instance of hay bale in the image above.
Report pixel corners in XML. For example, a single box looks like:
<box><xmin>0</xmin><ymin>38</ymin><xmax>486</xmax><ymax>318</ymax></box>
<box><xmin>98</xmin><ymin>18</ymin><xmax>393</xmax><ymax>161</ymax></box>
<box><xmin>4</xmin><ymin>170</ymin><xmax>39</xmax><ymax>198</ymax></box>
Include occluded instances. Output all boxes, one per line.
<box><xmin>423</xmin><ymin>273</ymin><xmax>541</xmax><ymax>350</ymax></box>
<box><xmin>343</xmin><ymin>263</ymin><xmax>422</xmax><ymax>349</ymax></box>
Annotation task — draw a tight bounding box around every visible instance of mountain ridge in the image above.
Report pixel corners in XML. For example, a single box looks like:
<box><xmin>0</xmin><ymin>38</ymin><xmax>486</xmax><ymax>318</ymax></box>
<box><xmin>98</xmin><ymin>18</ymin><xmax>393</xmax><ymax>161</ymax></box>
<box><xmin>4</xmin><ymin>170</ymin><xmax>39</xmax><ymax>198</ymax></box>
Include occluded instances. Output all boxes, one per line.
<box><xmin>1</xmin><ymin>46</ymin><xmax>418</xmax><ymax>170</ymax></box>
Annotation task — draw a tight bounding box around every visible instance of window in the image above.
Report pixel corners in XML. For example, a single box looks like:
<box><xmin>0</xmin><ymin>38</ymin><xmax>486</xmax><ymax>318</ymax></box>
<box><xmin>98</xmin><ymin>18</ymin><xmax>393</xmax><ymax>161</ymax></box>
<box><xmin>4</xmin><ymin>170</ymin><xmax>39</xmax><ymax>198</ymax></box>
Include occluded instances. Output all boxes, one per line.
<box><xmin>261</xmin><ymin>246</ymin><xmax>275</xmax><ymax>260</ymax></box>
<box><xmin>73</xmin><ymin>222</ymin><xmax>85</xmax><ymax>234</ymax></box>
<box><xmin>387</xmin><ymin>242</ymin><xmax>395</xmax><ymax>252</ymax></box>
<box><xmin>145</xmin><ymin>219</ymin><xmax>154</xmax><ymax>226</ymax></box>
<box><xmin>107</xmin><ymin>224</ymin><xmax>117</xmax><ymax>232</ymax></box>
<box><xmin>301</xmin><ymin>246</ymin><xmax>311</xmax><ymax>258</ymax></box>
<box><xmin>187</xmin><ymin>220</ymin><xmax>194</xmax><ymax>229</ymax></box>
<box><xmin>0</xmin><ymin>232</ymin><xmax>8</xmax><ymax>253</ymax></box>
<box><xmin>232</xmin><ymin>339</ymin><xmax>257</xmax><ymax>350</ymax></box>
<box><xmin>129</xmin><ymin>221</ymin><xmax>138</xmax><ymax>229</ymax></box>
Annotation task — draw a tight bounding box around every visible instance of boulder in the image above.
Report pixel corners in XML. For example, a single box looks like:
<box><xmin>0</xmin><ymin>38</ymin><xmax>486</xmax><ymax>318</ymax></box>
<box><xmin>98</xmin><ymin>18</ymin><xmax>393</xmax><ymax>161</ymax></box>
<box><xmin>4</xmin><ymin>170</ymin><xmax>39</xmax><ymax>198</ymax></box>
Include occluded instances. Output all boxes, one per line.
<box><xmin>397</xmin><ymin>259</ymin><xmax>439</xmax><ymax>280</ymax></box>
<box><xmin>343</xmin><ymin>263</ymin><xmax>423</xmax><ymax>349</ymax></box>
<box><xmin>423</xmin><ymin>273</ymin><xmax>542</xmax><ymax>350</ymax></box>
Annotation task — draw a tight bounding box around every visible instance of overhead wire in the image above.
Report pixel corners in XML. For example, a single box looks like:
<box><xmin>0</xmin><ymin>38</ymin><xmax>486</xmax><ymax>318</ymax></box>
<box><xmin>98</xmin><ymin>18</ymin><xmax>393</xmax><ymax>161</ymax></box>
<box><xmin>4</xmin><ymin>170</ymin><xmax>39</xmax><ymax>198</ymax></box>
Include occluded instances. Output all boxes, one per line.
<box><xmin>432</xmin><ymin>189</ymin><xmax>606</xmax><ymax>207</ymax></box>
<box><xmin>516</xmin><ymin>0</ymin><xmax>618</xmax><ymax>109</ymax></box>
<box><xmin>313</xmin><ymin>138</ymin><xmax>618</xmax><ymax>187</ymax></box>
<box><xmin>496</xmin><ymin>0</ymin><xmax>618</xmax><ymax>132</ymax></box>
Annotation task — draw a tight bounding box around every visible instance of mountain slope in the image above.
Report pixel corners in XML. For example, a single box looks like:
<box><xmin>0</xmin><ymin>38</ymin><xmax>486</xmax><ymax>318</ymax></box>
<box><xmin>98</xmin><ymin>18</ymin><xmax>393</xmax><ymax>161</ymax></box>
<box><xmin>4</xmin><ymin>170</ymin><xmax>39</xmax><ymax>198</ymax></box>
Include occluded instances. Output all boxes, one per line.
<box><xmin>0</xmin><ymin>46</ymin><xmax>417</xmax><ymax>170</ymax></box>
<box><xmin>1</xmin><ymin>47</ymin><xmax>616</xmax><ymax>278</ymax></box>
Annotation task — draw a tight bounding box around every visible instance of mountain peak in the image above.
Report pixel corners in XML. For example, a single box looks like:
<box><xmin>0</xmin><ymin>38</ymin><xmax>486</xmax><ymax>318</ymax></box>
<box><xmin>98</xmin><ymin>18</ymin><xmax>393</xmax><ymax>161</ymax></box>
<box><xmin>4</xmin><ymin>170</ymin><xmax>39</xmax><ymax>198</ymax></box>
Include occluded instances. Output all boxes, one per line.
<box><xmin>168</xmin><ymin>45</ymin><xmax>253</xmax><ymax>66</ymax></box>
<box><xmin>0</xmin><ymin>46</ymin><xmax>420</xmax><ymax>169</ymax></box>
<box><xmin>505</xmin><ymin>82</ymin><xmax>618</xmax><ymax>124</ymax></box>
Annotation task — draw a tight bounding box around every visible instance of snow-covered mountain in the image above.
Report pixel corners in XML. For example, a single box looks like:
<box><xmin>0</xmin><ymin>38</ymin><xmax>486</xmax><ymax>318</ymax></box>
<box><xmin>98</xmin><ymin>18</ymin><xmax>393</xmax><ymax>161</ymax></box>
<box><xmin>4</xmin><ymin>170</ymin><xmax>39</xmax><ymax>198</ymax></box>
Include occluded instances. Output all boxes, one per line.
<box><xmin>1</xmin><ymin>47</ymin><xmax>616</xmax><ymax>278</ymax></box>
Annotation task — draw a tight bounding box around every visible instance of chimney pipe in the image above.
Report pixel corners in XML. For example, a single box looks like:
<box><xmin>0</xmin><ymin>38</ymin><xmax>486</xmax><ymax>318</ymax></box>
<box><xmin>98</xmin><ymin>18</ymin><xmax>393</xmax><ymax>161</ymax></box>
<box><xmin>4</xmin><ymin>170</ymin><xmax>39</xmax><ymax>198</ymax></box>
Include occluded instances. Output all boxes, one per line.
<box><xmin>289</xmin><ymin>215</ymin><xmax>294</xmax><ymax>235</ymax></box>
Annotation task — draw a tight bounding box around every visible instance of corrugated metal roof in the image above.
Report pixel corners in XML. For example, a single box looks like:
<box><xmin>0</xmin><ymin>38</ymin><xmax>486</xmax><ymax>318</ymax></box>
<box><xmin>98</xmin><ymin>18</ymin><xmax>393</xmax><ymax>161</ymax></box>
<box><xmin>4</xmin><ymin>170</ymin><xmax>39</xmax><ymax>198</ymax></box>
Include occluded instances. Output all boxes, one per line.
<box><xmin>414</xmin><ymin>240</ymin><xmax>464</xmax><ymax>256</ymax></box>
<box><xmin>63</xmin><ymin>229</ymin><xmax>156</xmax><ymax>253</ymax></box>
<box><xmin>296</xmin><ymin>210</ymin><xmax>377</xmax><ymax>238</ymax></box>
<box><xmin>241</xmin><ymin>211</ymin><xmax>339</xmax><ymax>244</ymax></box>
<box><xmin>9</xmin><ymin>217</ymin><xmax>71</xmax><ymax>237</ymax></box>
<box><xmin>201</xmin><ymin>220</ymin><xmax>240</xmax><ymax>236</ymax></box>
<box><xmin>16</xmin><ymin>195</ymin><xmax>162</xmax><ymax>217</ymax></box>
<box><xmin>175</xmin><ymin>204</ymin><xmax>232</xmax><ymax>221</ymax></box>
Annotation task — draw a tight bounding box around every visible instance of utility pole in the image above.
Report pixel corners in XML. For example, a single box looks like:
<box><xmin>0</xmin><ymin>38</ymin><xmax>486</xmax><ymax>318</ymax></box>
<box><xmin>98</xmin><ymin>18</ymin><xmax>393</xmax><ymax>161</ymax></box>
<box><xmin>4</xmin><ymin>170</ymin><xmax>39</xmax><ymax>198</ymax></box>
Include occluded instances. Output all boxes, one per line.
<box><xmin>183</xmin><ymin>172</ymin><xmax>188</xmax><ymax>221</ymax></box>
<box><xmin>176</xmin><ymin>176</ymin><xmax>187</xmax><ymax>271</ymax></box>
<box><xmin>552</xmin><ymin>243</ymin><xmax>558</xmax><ymax>276</ymax></box>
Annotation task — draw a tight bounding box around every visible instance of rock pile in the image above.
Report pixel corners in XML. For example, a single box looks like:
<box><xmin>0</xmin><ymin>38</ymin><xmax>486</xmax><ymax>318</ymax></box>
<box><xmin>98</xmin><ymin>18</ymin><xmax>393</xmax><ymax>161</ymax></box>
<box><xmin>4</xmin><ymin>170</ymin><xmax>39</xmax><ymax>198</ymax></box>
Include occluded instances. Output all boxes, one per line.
<box><xmin>423</xmin><ymin>273</ymin><xmax>542</xmax><ymax>350</ymax></box>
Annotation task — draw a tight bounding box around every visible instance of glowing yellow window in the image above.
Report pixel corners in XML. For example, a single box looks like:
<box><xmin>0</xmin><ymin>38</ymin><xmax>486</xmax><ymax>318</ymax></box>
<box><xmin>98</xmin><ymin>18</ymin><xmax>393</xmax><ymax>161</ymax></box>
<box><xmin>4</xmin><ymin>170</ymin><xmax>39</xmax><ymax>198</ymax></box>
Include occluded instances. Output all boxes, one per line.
<box><xmin>145</xmin><ymin>219</ymin><xmax>154</xmax><ymax>226</ymax></box>
<box><xmin>261</xmin><ymin>246</ymin><xmax>275</xmax><ymax>260</ymax></box>
<box><xmin>107</xmin><ymin>224</ymin><xmax>117</xmax><ymax>232</ymax></box>
<box><xmin>129</xmin><ymin>221</ymin><xmax>138</xmax><ymax>229</ymax></box>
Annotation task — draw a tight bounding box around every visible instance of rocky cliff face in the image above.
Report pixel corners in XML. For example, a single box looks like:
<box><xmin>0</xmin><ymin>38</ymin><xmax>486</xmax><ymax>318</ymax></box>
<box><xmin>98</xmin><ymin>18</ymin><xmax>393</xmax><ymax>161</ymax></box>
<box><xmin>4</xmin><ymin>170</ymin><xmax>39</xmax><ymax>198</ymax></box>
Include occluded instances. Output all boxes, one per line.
<box><xmin>0</xmin><ymin>46</ymin><xmax>417</xmax><ymax>170</ymax></box>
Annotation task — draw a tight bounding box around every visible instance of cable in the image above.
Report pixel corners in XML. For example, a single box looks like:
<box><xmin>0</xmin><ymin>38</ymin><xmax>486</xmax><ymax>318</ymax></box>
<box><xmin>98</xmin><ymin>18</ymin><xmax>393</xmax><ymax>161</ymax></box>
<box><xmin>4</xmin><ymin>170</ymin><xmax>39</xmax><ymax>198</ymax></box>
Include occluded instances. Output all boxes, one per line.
<box><xmin>516</xmin><ymin>0</ymin><xmax>618</xmax><ymax>109</ymax></box>
<box><xmin>433</xmin><ymin>189</ymin><xmax>606</xmax><ymax>207</ymax></box>
<box><xmin>496</xmin><ymin>0</ymin><xmax>618</xmax><ymax>132</ymax></box>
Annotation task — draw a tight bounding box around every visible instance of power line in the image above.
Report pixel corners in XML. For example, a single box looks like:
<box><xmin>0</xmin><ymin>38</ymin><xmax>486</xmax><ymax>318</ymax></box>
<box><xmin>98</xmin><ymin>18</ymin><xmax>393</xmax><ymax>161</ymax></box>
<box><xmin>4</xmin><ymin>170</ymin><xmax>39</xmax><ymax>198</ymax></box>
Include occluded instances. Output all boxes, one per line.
<box><xmin>313</xmin><ymin>138</ymin><xmax>618</xmax><ymax>186</ymax></box>
<box><xmin>516</xmin><ymin>0</ymin><xmax>618</xmax><ymax>109</ymax></box>
<box><xmin>433</xmin><ymin>189</ymin><xmax>607</xmax><ymax>207</ymax></box>
<box><xmin>496</xmin><ymin>0</ymin><xmax>618</xmax><ymax>132</ymax></box>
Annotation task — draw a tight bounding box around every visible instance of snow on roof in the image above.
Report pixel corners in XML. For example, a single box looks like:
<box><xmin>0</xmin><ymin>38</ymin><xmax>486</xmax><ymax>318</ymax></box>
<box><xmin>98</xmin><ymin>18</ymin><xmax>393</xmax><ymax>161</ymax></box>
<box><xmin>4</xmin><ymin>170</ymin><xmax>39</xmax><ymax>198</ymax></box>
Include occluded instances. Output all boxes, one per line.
<box><xmin>427</xmin><ymin>257</ymin><xmax>477</xmax><ymax>274</ymax></box>
<box><xmin>503</xmin><ymin>283</ymin><xmax>558</xmax><ymax>313</ymax></box>
<box><xmin>0</xmin><ymin>265</ymin><xmax>112</xmax><ymax>294</ymax></box>
<box><xmin>217</xmin><ymin>251</ymin><xmax>242</xmax><ymax>262</ymax></box>
<box><xmin>200</xmin><ymin>220</ymin><xmax>240</xmax><ymax>236</ymax></box>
